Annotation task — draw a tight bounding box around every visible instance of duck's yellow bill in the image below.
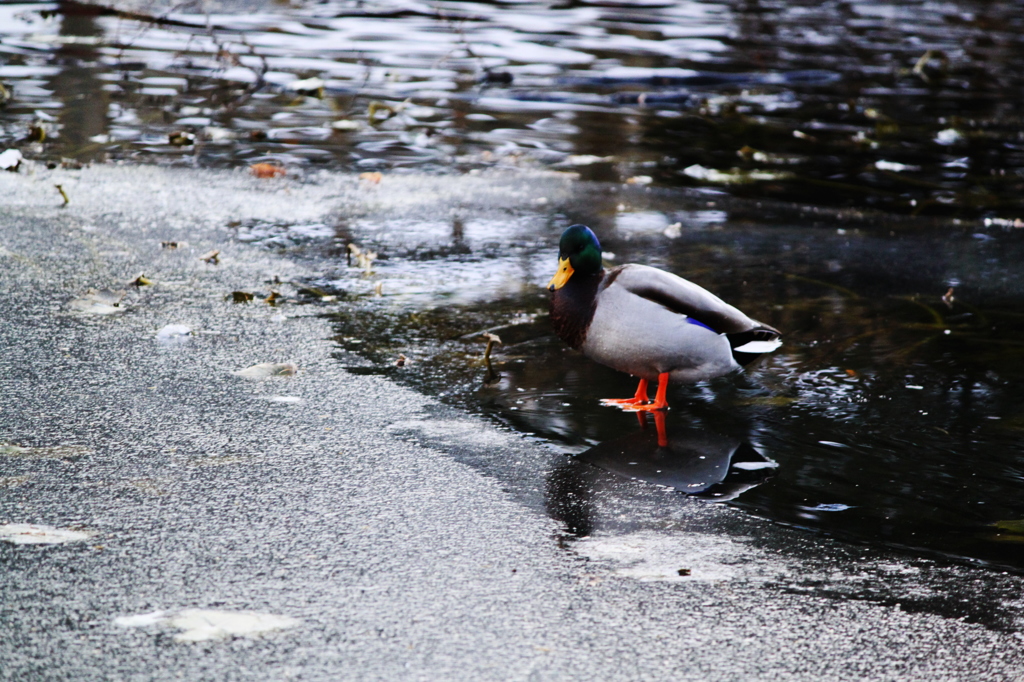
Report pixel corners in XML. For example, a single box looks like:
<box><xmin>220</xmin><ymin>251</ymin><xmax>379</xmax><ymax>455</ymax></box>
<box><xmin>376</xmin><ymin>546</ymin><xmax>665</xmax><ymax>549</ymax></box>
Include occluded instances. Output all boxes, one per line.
<box><xmin>548</xmin><ymin>257</ymin><xmax>574</xmax><ymax>291</ymax></box>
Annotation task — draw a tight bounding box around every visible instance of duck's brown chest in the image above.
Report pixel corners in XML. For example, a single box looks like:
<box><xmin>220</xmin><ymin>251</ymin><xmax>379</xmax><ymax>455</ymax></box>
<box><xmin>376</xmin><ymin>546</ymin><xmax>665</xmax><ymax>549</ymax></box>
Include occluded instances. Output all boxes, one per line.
<box><xmin>549</xmin><ymin>274</ymin><xmax>601</xmax><ymax>350</ymax></box>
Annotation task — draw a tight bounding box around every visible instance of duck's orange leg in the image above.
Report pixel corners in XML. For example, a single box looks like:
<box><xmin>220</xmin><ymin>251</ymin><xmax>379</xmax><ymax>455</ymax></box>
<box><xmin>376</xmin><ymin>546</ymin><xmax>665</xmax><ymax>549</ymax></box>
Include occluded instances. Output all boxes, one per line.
<box><xmin>600</xmin><ymin>378</ymin><xmax>649</xmax><ymax>407</ymax></box>
<box><xmin>622</xmin><ymin>372</ymin><xmax>670</xmax><ymax>412</ymax></box>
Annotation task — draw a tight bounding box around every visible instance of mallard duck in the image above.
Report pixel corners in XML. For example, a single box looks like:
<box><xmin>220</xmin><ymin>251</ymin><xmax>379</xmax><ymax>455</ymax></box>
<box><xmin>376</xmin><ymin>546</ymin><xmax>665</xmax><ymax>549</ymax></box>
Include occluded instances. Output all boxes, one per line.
<box><xmin>548</xmin><ymin>224</ymin><xmax>781</xmax><ymax>411</ymax></box>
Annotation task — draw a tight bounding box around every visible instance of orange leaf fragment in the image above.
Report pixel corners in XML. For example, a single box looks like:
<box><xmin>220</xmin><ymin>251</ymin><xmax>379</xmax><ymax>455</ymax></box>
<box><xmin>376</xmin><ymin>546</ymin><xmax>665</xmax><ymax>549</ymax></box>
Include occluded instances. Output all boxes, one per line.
<box><xmin>359</xmin><ymin>171</ymin><xmax>383</xmax><ymax>184</ymax></box>
<box><xmin>251</xmin><ymin>163</ymin><xmax>286</xmax><ymax>179</ymax></box>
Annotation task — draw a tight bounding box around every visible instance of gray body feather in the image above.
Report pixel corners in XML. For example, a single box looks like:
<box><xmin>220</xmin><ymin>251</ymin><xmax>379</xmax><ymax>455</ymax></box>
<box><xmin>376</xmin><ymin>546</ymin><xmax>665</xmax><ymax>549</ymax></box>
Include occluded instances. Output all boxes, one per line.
<box><xmin>579</xmin><ymin>264</ymin><xmax>773</xmax><ymax>383</ymax></box>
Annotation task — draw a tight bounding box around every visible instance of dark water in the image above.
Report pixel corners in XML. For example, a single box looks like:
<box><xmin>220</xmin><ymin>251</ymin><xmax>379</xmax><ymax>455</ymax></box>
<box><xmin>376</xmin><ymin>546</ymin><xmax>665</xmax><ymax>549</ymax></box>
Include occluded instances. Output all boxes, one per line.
<box><xmin>3</xmin><ymin>0</ymin><xmax>1024</xmax><ymax>216</ymax></box>
<box><xmin>294</xmin><ymin>185</ymin><xmax>1024</xmax><ymax>570</ymax></box>
<box><xmin>6</xmin><ymin>1</ymin><xmax>1024</xmax><ymax>569</ymax></box>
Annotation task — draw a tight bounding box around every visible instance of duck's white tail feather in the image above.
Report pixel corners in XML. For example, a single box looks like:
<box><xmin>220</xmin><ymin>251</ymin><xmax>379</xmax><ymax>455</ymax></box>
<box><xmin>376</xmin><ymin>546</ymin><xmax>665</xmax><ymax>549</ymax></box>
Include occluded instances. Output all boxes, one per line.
<box><xmin>732</xmin><ymin>338</ymin><xmax>782</xmax><ymax>354</ymax></box>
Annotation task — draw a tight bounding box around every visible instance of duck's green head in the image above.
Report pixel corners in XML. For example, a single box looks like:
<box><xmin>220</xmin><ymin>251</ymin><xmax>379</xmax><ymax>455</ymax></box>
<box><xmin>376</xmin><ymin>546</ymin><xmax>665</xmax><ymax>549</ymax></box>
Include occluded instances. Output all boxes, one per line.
<box><xmin>548</xmin><ymin>225</ymin><xmax>602</xmax><ymax>292</ymax></box>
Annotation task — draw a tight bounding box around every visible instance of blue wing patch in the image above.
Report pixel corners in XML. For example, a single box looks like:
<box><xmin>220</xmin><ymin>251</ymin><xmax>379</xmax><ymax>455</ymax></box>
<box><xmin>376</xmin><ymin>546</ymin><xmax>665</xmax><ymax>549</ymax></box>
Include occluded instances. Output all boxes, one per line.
<box><xmin>686</xmin><ymin>317</ymin><xmax>716</xmax><ymax>333</ymax></box>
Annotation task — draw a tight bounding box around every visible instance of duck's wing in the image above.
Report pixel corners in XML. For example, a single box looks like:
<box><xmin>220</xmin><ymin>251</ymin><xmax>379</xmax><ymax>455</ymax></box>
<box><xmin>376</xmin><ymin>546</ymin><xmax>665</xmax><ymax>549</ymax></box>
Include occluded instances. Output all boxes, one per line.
<box><xmin>604</xmin><ymin>264</ymin><xmax>765</xmax><ymax>333</ymax></box>
<box><xmin>605</xmin><ymin>264</ymin><xmax>781</xmax><ymax>363</ymax></box>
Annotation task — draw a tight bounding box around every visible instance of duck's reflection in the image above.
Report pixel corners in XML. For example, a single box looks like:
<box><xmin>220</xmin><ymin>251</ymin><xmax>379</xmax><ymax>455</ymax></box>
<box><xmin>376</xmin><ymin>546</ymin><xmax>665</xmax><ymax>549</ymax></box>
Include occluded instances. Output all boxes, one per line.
<box><xmin>547</xmin><ymin>411</ymin><xmax>777</xmax><ymax>528</ymax></box>
<box><xmin>546</xmin><ymin>412</ymin><xmax>777</xmax><ymax>535</ymax></box>
<box><xmin>580</xmin><ymin>411</ymin><xmax>777</xmax><ymax>500</ymax></box>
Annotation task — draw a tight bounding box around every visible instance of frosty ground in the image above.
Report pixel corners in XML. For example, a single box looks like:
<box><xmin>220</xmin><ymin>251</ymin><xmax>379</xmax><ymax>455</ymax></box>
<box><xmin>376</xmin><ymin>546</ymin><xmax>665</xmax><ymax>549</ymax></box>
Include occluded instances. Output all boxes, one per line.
<box><xmin>1</xmin><ymin>164</ymin><xmax>1022</xmax><ymax>681</ymax></box>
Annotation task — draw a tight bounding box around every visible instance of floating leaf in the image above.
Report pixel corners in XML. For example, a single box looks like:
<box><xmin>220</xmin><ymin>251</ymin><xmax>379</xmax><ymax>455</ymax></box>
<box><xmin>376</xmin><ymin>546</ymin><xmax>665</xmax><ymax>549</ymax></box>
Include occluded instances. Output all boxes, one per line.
<box><xmin>347</xmin><ymin>242</ymin><xmax>377</xmax><ymax>273</ymax></box>
<box><xmin>875</xmin><ymin>120</ymin><xmax>900</xmax><ymax>136</ymax></box>
<box><xmin>912</xmin><ymin>49</ymin><xmax>948</xmax><ymax>83</ymax></box>
<box><xmin>233</xmin><ymin>362</ymin><xmax>298</xmax><ymax>378</ymax></box>
<box><xmin>331</xmin><ymin>119</ymin><xmax>362</xmax><ymax>132</ymax></box>
<box><xmin>251</xmin><ymin>163</ymin><xmax>285</xmax><ymax>179</ymax></box>
<box><xmin>993</xmin><ymin>520</ymin><xmax>1024</xmax><ymax>535</ymax></box>
<box><xmin>266</xmin><ymin>396</ymin><xmax>304</xmax><ymax>404</ymax></box>
<box><xmin>297</xmin><ymin>286</ymin><xmax>336</xmax><ymax>302</ymax></box>
<box><xmin>737</xmin><ymin>146</ymin><xmax>806</xmax><ymax>165</ymax></box>
<box><xmin>113</xmin><ymin>611</ymin><xmax>167</xmax><ymax>628</ymax></box>
<box><xmin>982</xmin><ymin>217</ymin><xmax>1024</xmax><ymax>229</ymax></box>
<box><xmin>0</xmin><ymin>443</ymin><xmax>90</xmax><ymax>460</ymax></box>
<box><xmin>875</xmin><ymin>160</ymin><xmax>920</xmax><ymax>172</ymax></box>
<box><xmin>797</xmin><ymin>503</ymin><xmax>854</xmax><ymax>512</ymax></box>
<box><xmin>115</xmin><ymin>609</ymin><xmax>300</xmax><ymax>642</ymax></box>
<box><xmin>0</xmin><ymin>148</ymin><xmax>22</xmax><ymax>171</ymax></box>
<box><xmin>0</xmin><ymin>523</ymin><xmax>95</xmax><ymax>545</ymax></box>
<box><xmin>168</xmin><ymin>131</ymin><xmax>194</xmax><ymax>146</ymax></box>
<box><xmin>286</xmin><ymin>77</ymin><xmax>324</xmax><ymax>96</ymax></box>
<box><xmin>480</xmin><ymin>69</ymin><xmax>513</xmax><ymax>84</ymax></box>
<box><xmin>558</xmin><ymin>154</ymin><xmax>613</xmax><ymax>166</ymax></box>
<box><xmin>231</xmin><ymin>291</ymin><xmax>254</xmax><ymax>303</ymax></box>
<box><xmin>171</xmin><ymin>610</ymin><xmax>299</xmax><ymax>641</ymax></box>
<box><xmin>199</xmin><ymin>250</ymin><xmax>220</xmax><ymax>264</ymax></box>
<box><xmin>732</xmin><ymin>461</ymin><xmax>779</xmax><ymax>471</ymax></box>
<box><xmin>156</xmin><ymin>324</ymin><xmax>193</xmax><ymax>344</ymax></box>
<box><xmin>359</xmin><ymin>171</ymin><xmax>382</xmax><ymax>184</ymax></box>
<box><xmin>67</xmin><ymin>288</ymin><xmax>126</xmax><ymax>315</ymax></box>
<box><xmin>683</xmin><ymin>164</ymin><xmax>794</xmax><ymax>185</ymax></box>
<box><xmin>204</xmin><ymin>127</ymin><xmax>234</xmax><ymax>142</ymax></box>
<box><xmin>367</xmin><ymin>101</ymin><xmax>397</xmax><ymax>124</ymax></box>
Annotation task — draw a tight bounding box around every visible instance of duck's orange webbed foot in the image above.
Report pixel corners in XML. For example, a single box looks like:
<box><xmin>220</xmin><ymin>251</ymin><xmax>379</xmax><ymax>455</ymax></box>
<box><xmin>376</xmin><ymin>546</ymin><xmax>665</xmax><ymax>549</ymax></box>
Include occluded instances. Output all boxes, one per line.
<box><xmin>600</xmin><ymin>378</ymin><xmax>649</xmax><ymax>408</ymax></box>
<box><xmin>621</xmin><ymin>373</ymin><xmax>670</xmax><ymax>412</ymax></box>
